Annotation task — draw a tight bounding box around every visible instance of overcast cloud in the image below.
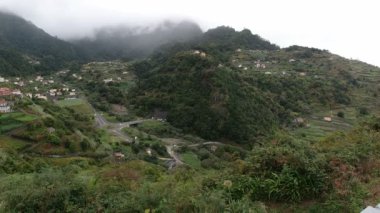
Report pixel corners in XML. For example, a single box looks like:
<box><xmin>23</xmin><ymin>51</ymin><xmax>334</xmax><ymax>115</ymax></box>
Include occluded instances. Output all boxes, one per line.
<box><xmin>0</xmin><ymin>0</ymin><xmax>379</xmax><ymax>66</ymax></box>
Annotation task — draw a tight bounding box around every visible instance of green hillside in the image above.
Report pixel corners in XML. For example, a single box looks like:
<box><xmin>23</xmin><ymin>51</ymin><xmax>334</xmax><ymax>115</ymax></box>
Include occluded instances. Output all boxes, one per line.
<box><xmin>1</xmin><ymin>15</ymin><xmax>380</xmax><ymax>212</ymax></box>
<box><xmin>128</xmin><ymin>29</ymin><xmax>380</xmax><ymax>144</ymax></box>
<box><xmin>0</xmin><ymin>11</ymin><xmax>78</xmax><ymax>75</ymax></box>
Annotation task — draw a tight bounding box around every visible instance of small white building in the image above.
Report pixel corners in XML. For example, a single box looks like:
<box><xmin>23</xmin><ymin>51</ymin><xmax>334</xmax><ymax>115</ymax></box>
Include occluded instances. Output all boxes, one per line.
<box><xmin>12</xmin><ymin>90</ymin><xmax>22</xmax><ymax>96</ymax></box>
<box><xmin>0</xmin><ymin>99</ymin><xmax>11</xmax><ymax>113</ymax></box>
<box><xmin>25</xmin><ymin>93</ymin><xmax>33</xmax><ymax>98</ymax></box>
<box><xmin>113</xmin><ymin>152</ymin><xmax>125</xmax><ymax>160</ymax></box>
<box><xmin>104</xmin><ymin>78</ymin><xmax>113</xmax><ymax>83</ymax></box>
<box><xmin>36</xmin><ymin>76</ymin><xmax>43</xmax><ymax>81</ymax></box>
<box><xmin>36</xmin><ymin>94</ymin><xmax>47</xmax><ymax>100</ymax></box>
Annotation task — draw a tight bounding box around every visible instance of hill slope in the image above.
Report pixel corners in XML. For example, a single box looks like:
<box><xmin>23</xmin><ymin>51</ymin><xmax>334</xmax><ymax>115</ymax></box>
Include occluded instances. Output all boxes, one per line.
<box><xmin>0</xmin><ymin>11</ymin><xmax>78</xmax><ymax>75</ymax></box>
<box><xmin>128</xmin><ymin>28</ymin><xmax>380</xmax><ymax>143</ymax></box>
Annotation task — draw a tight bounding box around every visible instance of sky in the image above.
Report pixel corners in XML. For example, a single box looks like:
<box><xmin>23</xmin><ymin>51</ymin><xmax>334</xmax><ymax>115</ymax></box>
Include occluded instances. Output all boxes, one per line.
<box><xmin>0</xmin><ymin>0</ymin><xmax>379</xmax><ymax>66</ymax></box>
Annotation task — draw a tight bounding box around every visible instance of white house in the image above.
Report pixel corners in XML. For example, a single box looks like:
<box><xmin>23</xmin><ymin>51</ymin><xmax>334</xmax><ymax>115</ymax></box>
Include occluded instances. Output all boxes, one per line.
<box><xmin>0</xmin><ymin>99</ymin><xmax>11</xmax><ymax>113</ymax></box>
<box><xmin>36</xmin><ymin>94</ymin><xmax>47</xmax><ymax>100</ymax></box>
<box><xmin>12</xmin><ymin>90</ymin><xmax>22</xmax><ymax>96</ymax></box>
<box><xmin>104</xmin><ymin>78</ymin><xmax>113</xmax><ymax>83</ymax></box>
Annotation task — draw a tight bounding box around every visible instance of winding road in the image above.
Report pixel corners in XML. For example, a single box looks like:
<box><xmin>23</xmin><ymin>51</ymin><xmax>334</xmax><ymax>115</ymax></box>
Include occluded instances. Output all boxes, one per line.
<box><xmin>93</xmin><ymin>112</ymin><xmax>226</xmax><ymax>169</ymax></box>
<box><xmin>94</xmin><ymin>112</ymin><xmax>150</xmax><ymax>143</ymax></box>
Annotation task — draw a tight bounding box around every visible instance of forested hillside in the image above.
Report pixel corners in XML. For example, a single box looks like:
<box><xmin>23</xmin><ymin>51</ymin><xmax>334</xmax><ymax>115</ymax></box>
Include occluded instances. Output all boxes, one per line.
<box><xmin>128</xmin><ymin>28</ymin><xmax>377</xmax><ymax>143</ymax></box>
<box><xmin>0</xmin><ymin>11</ymin><xmax>78</xmax><ymax>75</ymax></box>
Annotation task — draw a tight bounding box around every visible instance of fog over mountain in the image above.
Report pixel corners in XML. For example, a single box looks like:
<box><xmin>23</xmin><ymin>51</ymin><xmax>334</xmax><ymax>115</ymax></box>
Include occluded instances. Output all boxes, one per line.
<box><xmin>0</xmin><ymin>0</ymin><xmax>380</xmax><ymax>66</ymax></box>
<box><xmin>72</xmin><ymin>20</ymin><xmax>203</xmax><ymax>59</ymax></box>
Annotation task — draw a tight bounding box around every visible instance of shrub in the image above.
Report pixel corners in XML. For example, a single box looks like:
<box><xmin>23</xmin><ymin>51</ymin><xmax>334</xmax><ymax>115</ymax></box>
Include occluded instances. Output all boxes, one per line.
<box><xmin>337</xmin><ymin>111</ymin><xmax>345</xmax><ymax>118</ymax></box>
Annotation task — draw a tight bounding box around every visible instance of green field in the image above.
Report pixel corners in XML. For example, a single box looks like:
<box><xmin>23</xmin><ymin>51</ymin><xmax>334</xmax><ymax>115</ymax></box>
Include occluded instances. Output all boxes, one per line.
<box><xmin>0</xmin><ymin>136</ymin><xmax>30</xmax><ymax>150</ymax></box>
<box><xmin>56</xmin><ymin>98</ymin><xmax>93</xmax><ymax>115</ymax></box>
<box><xmin>0</xmin><ymin>112</ymin><xmax>37</xmax><ymax>133</ymax></box>
<box><xmin>181</xmin><ymin>151</ymin><xmax>201</xmax><ymax>169</ymax></box>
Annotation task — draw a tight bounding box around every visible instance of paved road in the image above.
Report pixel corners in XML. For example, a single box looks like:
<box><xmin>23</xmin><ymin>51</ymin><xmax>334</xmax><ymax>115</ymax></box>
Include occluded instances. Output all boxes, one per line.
<box><xmin>166</xmin><ymin>145</ymin><xmax>184</xmax><ymax>165</ymax></box>
<box><xmin>94</xmin><ymin>112</ymin><xmax>133</xmax><ymax>143</ymax></box>
<box><xmin>187</xmin><ymin>141</ymin><xmax>223</xmax><ymax>147</ymax></box>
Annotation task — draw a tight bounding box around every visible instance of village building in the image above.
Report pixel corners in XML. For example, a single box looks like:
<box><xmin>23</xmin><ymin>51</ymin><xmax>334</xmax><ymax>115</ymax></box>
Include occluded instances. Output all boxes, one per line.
<box><xmin>0</xmin><ymin>99</ymin><xmax>11</xmax><ymax>113</ymax></box>
<box><xmin>210</xmin><ymin>145</ymin><xmax>218</xmax><ymax>152</ymax></box>
<box><xmin>104</xmin><ymin>78</ymin><xmax>113</xmax><ymax>83</ymax></box>
<box><xmin>299</xmin><ymin>72</ymin><xmax>306</xmax><ymax>76</ymax></box>
<box><xmin>36</xmin><ymin>94</ymin><xmax>47</xmax><ymax>100</ymax></box>
<box><xmin>146</xmin><ymin>148</ymin><xmax>152</xmax><ymax>156</ymax></box>
<box><xmin>35</xmin><ymin>76</ymin><xmax>43</xmax><ymax>81</ymax></box>
<box><xmin>25</xmin><ymin>93</ymin><xmax>33</xmax><ymax>98</ymax></box>
<box><xmin>0</xmin><ymin>87</ymin><xmax>12</xmax><ymax>96</ymax></box>
<box><xmin>0</xmin><ymin>77</ymin><xmax>5</xmax><ymax>83</ymax></box>
<box><xmin>323</xmin><ymin>117</ymin><xmax>332</xmax><ymax>122</ymax></box>
<box><xmin>193</xmin><ymin>50</ymin><xmax>207</xmax><ymax>57</ymax></box>
<box><xmin>12</xmin><ymin>90</ymin><xmax>22</xmax><ymax>96</ymax></box>
<box><xmin>47</xmin><ymin>127</ymin><xmax>56</xmax><ymax>134</ymax></box>
<box><xmin>294</xmin><ymin>117</ymin><xmax>305</xmax><ymax>124</ymax></box>
<box><xmin>193</xmin><ymin>50</ymin><xmax>201</xmax><ymax>54</ymax></box>
<box><xmin>113</xmin><ymin>152</ymin><xmax>125</xmax><ymax>160</ymax></box>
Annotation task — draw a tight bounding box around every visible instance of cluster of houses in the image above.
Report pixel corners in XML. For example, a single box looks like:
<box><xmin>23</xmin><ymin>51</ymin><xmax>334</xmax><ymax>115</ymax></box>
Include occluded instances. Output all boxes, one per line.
<box><xmin>0</xmin><ymin>87</ymin><xmax>14</xmax><ymax>113</ymax></box>
<box><xmin>0</xmin><ymin>74</ymin><xmax>79</xmax><ymax>113</ymax></box>
<box><xmin>0</xmin><ymin>84</ymin><xmax>78</xmax><ymax>113</ymax></box>
<box><xmin>231</xmin><ymin>54</ymin><xmax>311</xmax><ymax>77</ymax></box>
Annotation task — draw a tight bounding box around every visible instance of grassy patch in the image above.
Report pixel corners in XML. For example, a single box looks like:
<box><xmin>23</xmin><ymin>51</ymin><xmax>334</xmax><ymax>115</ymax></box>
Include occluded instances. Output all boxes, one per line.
<box><xmin>137</xmin><ymin>120</ymin><xmax>180</xmax><ymax>137</ymax></box>
<box><xmin>0</xmin><ymin>112</ymin><xmax>37</xmax><ymax>133</ymax></box>
<box><xmin>56</xmin><ymin>98</ymin><xmax>93</xmax><ymax>115</ymax></box>
<box><xmin>56</xmin><ymin>98</ymin><xmax>85</xmax><ymax>107</ymax></box>
<box><xmin>0</xmin><ymin>135</ymin><xmax>30</xmax><ymax>150</ymax></box>
<box><xmin>181</xmin><ymin>151</ymin><xmax>201</xmax><ymax>169</ymax></box>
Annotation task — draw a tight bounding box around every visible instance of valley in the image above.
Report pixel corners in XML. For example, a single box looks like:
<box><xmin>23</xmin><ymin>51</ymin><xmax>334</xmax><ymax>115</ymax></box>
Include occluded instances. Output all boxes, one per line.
<box><xmin>0</xmin><ymin>11</ymin><xmax>380</xmax><ymax>212</ymax></box>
